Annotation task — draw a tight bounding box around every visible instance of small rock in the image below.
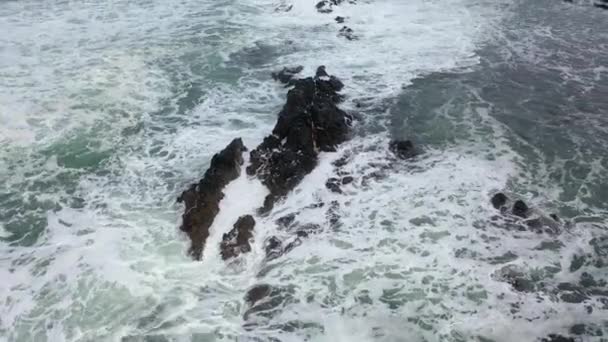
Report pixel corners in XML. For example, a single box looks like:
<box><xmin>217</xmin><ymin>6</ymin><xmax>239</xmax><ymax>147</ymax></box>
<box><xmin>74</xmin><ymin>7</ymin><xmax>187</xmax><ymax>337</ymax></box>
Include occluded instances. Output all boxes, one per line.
<box><xmin>335</xmin><ymin>16</ymin><xmax>345</xmax><ymax>23</ymax></box>
<box><xmin>265</xmin><ymin>236</ymin><xmax>283</xmax><ymax>261</ymax></box>
<box><xmin>512</xmin><ymin>200</ymin><xmax>529</xmax><ymax>218</ymax></box>
<box><xmin>276</xmin><ymin>213</ymin><xmax>296</xmax><ymax>228</ymax></box>
<box><xmin>491</xmin><ymin>193</ymin><xmax>508</xmax><ymax>209</ymax></box>
<box><xmin>541</xmin><ymin>334</ymin><xmax>575</xmax><ymax>342</ymax></box>
<box><xmin>580</xmin><ymin>272</ymin><xmax>597</xmax><ymax>288</ymax></box>
<box><xmin>389</xmin><ymin>139</ymin><xmax>416</xmax><ymax>159</ymax></box>
<box><xmin>511</xmin><ymin>277</ymin><xmax>536</xmax><ymax>293</ymax></box>
<box><xmin>569</xmin><ymin>254</ymin><xmax>586</xmax><ymax>272</ymax></box>
<box><xmin>342</xmin><ymin>176</ymin><xmax>354</xmax><ymax>185</ymax></box>
<box><xmin>316</xmin><ymin>0</ymin><xmax>333</xmax><ymax>13</ymax></box>
<box><xmin>325</xmin><ymin>178</ymin><xmax>342</xmax><ymax>193</ymax></box>
<box><xmin>595</xmin><ymin>0</ymin><xmax>608</xmax><ymax>10</ymax></box>
<box><xmin>245</xmin><ymin>284</ymin><xmax>272</xmax><ymax>306</ymax></box>
<box><xmin>569</xmin><ymin>324</ymin><xmax>586</xmax><ymax>335</ymax></box>
<box><xmin>271</xmin><ymin>66</ymin><xmax>304</xmax><ymax>84</ymax></box>
<box><xmin>243</xmin><ymin>284</ymin><xmax>295</xmax><ymax>321</ymax></box>
<box><xmin>560</xmin><ymin>292</ymin><xmax>589</xmax><ymax>303</ymax></box>
<box><xmin>219</xmin><ymin>215</ymin><xmax>256</xmax><ymax>260</ymax></box>
<box><xmin>338</xmin><ymin>26</ymin><xmax>357</xmax><ymax>40</ymax></box>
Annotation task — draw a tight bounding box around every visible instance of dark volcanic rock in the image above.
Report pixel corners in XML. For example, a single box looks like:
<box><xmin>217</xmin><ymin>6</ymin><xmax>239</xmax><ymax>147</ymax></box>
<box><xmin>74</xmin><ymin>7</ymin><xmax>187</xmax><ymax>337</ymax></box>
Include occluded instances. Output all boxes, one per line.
<box><xmin>325</xmin><ymin>177</ymin><xmax>343</xmax><ymax>193</ymax></box>
<box><xmin>540</xmin><ymin>334</ymin><xmax>575</xmax><ymax>342</ymax></box>
<box><xmin>491</xmin><ymin>192</ymin><xmax>508</xmax><ymax>209</ymax></box>
<box><xmin>512</xmin><ymin>200</ymin><xmax>529</xmax><ymax>218</ymax></box>
<box><xmin>245</xmin><ymin>284</ymin><xmax>273</xmax><ymax>307</ymax></box>
<box><xmin>389</xmin><ymin>139</ymin><xmax>416</xmax><ymax>159</ymax></box>
<box><xmin>338</xmin><ymin>26</ymin><xmax>357</xmax><ymax>40</ymax></box>
<box><xmin>342</xmin><ymin>176</ymin><xmax>354</xmax><ymax>185</ymax></box>
<box><xmin>177</xmin><ymin>138</ymin><xmax>246</xmax><ymax>260</ymax></box>
<box><xmin>264</xmin><ymin>223</ymin><xmax>320</xmax><ymax>261</ymax></box>
<box><xmin>276</xmin><ymin>213</ymin><xmax>296</xmax><ymax>228</ymax></box>
<box><xmin>247</xmin><ymin>66</ymin><xmax>352</xmax><ymax>209</ymax></box>
<box><xmin>243</xmin><ymin>284</ymin><xmax>295</xmax><ymax>321</ymax></box>
<box><xmin>595</xmin><ymin>0</ymin><xmax>608</xmax><ymax>10</ymax></box>
<box><xmin>264</xmin><ymin>236</ymin><xmax>283</xmax><ymax>261</ymax></box>
<box><xmin>272</xmin><ymin>66</ymin><xmax>304</xmax><ymax>85</ymax></box>
<box><xmin>315</xmin><ymin>0</ymin><xmax>338</xmax><ymax>13</ymax></box>
<box><xmin>315</xmin><ymin>0</ymin><xmax>354</xmax><ymax>13</ymax></box>
<box><xmin>335</xmin><ymin>16</ymin><xmax>345</xmax><ymax>23</ymax></box>
<box><xmin>220</xmin><ymin>215</ymin><xmax>256</xmax><ymax>260</ymax></box>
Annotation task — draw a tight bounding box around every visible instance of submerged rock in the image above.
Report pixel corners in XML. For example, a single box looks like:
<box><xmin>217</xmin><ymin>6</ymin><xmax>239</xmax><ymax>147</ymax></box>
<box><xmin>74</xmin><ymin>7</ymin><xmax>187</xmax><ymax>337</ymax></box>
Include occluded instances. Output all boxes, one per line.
<box><xmin>247</xmin><ymin>66</ymin><xmax>352</xmax><ymax>210</ymax></box>
<box><xmin>271</xmin><ymin>66</ymin><xmax>304</xmax><ymax>85</ymax></box>
<box><xmin>264</xmin><ymin>223</ymin><xmax>320</xmax><ymax>261</ymax></box>
<box><xmin>595</xmin><ymin>0</ymin><xmax>608</xmax><ymax>10</ymax></box>
<box><xmin>338</xmin><ymin>26</ymin><xmax>357</xmax><ymax>40</ymax></box>
<box><xmin>177</xmin><ymin>138</ymin><xmax>247</xmax><ymax>260</ymax></box>
<box><xmin>220</xmin><ymin>215</ymin><xmax>255</xmax><ymax>260</ymax></box>
<box><xmin>315</xmin><ymin>0</ymin><xmax>354</xmax><ymax>13</ymax></box>
<box><xmin>325</xmin><ymin>177</ymin><xmax>343</xmax><ymax>193</ymax></box>
<box><xmin>489</xmin><ymin>193</ymin><xmax>561</xmax><ymax>234</ymax></box>
<box><xmin>540</xmin><ymin>334</ymin><xmax>575</xmax><ymax>342</ymax></box>
<box><xmin>276</xmin><ymin>213</ymin><xmax>297</xmax><ymax>228</ymax></box>
<box><xmin>264</xmin><ymin>236</ymin><xmax>283</xmax><ymax>261</ymax></box>
<box><xmin>243</xmin><ymin>284</ymin><xmax>296</xmax><ymax>321</ymax></box>
<box><xmin>389</xmin><ymin>139</ymin><xmax>416</xmax><ymax>159</ymax></box>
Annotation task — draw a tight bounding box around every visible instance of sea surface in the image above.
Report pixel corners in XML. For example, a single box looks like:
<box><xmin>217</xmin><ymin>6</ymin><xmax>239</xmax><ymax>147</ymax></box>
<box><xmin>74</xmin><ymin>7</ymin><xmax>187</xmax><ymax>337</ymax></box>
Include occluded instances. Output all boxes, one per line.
<box><xmin>1</xmin><ymin>0</ymin><xmax>607</xmax><ymax>341</ymax></box>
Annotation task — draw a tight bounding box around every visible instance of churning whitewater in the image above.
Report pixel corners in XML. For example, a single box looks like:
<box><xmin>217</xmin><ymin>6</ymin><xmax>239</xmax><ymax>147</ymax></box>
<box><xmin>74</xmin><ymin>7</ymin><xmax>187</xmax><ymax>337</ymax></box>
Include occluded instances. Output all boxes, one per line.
<box><xmin>1</xmin><ymin>0</ymin><xmax>607</xmax><ymax>341</ymax></box>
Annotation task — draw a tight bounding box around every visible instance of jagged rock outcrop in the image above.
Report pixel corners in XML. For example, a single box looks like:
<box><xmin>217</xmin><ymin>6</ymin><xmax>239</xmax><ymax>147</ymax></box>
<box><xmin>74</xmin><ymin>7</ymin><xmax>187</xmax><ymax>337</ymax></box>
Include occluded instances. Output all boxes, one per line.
<box><xmin>220</xmin><ymin>214</ymin><xmax>256</xmax><ymax>260</ymax></box>
<box><xmin>247</xmin><ymin>66</ymin><xmax>352</xmax><ymax>212</ymax></box>
<box><xmin>177</xmin><ymin>138</ymin><xmax>247</xmax><ymax>260</ymax></box>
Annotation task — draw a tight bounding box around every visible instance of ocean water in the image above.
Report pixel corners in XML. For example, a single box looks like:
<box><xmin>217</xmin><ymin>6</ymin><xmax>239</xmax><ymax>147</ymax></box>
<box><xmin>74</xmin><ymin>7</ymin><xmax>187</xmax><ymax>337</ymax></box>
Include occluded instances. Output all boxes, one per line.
<box><xmin>0</xmin><ymin>0</ymin><xmax>607</xmax><ymax>341</ymax></box>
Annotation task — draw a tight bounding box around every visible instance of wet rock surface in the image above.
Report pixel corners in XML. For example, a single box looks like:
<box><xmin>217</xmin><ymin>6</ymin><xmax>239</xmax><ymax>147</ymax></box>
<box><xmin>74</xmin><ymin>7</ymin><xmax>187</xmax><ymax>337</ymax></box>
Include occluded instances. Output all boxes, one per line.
<box><xmin>512</xmin><ymin>199</ymin><xmax>529</xmax><ymax>218</ymax></box>
<box><xmin>388</xmin><ymin>139</ymin><xmax>416</xmax><ymax>159</ymax></box>
<box><xmin>243</xmin><ymin>284</ymin><xmax>296</xmax><ymax>322</ymax></box>
<box><xmin>315</xmin><ymin>0</ymin><xmax>354</xmax><ymax>13</ymax></box>
<box><xmin>540</xmin><ymin>334</ymin><xmax>575</xmax><ymax>342</ymax></box>
<box><xmin>271</xmin><ymin>65</ymin><xmax>303</xmax><ymax>85</ymax></box>
<box><xmin>220</xmin><ymin>215</ymin><xmax>255</xmax><ymax>260</ymax></box>
<box><xmin>488</xmin><ymin>193</ymin><xmax>561</xmax><ymax>234</ymax></box>
<box><xmin>490</xmin><ymin>192</ymin><xmax>508</xmax><ymax>209</ymax></box>
<box><xmin>596</xmin><ymin>1</ymin><xmax>608</xmax><ymax>10</ymax></box>
<box><xmin>177</xmin><ymin>138</ymin><xmax>246</xmax><ymax>260</ymax></box>
<box><xmin>338</xmin><ymin>26</ymin><xmax>357</xmax><ymax>40</ymax></box>
<box><xmin>247</xmin><ymin>66</ymin><xmax>352</xmax><ymax>211</ymax></box>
